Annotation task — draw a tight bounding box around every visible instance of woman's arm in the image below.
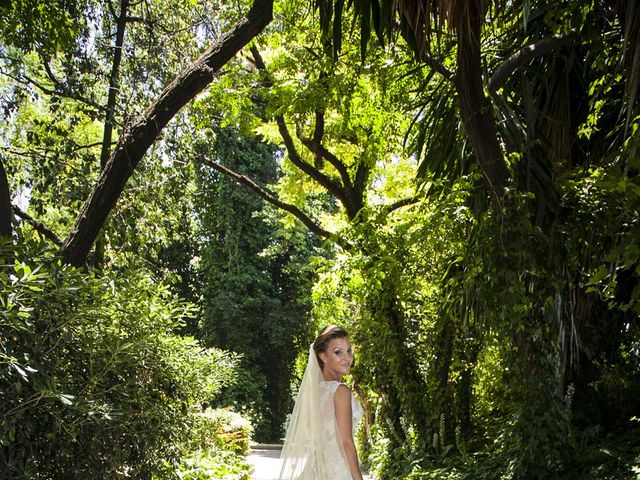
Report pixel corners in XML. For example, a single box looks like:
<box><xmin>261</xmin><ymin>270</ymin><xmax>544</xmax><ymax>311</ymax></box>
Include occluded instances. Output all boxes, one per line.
<box><xmin>334</xmin><ymin>384</ymin><xmax>364</xmax><ymax>480</ymax></box>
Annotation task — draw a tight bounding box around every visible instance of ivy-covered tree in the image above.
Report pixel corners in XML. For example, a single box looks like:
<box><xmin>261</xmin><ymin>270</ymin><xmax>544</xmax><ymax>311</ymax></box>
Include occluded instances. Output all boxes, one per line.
<box><xmin>204</xmin><ymin>0</ymin><xmax>640</xmax><ymax>478</ymax></box>
<box><xmin>193</xmin><ymin>125</ymin><xmax>318</xmax><ymax>441</ymax></box>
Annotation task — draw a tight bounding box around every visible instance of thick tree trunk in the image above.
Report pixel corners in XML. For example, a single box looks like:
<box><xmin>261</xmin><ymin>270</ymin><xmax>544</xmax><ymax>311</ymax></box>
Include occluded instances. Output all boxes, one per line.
<box><xmin>0</xmin><ymin>158</ymin><xmax>12</xmax><ymax>238</ymax></box>
<box><xmin>59</xmin><ymin>0</ymin><xmax>274</xmax><ymax>266</ymax></box>
<box><xmin>454</xmin><ymin>1</ymin><xmax>509</xmax><ymax>202</ymax></box>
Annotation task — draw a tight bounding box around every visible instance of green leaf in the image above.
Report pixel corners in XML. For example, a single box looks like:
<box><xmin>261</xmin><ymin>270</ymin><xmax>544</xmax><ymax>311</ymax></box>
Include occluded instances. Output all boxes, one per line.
<box><xmin>58</xmin><ymin>394</ymin><xmax>75</xmax><ymax>406</ymax></box>
<box><xmin>586</xmin><ymin>266</ymin><xmax>608</xmax><ymax>286</ymax></box>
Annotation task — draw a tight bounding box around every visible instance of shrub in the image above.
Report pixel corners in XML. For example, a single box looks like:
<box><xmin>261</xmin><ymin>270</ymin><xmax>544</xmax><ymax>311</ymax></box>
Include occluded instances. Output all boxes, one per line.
<box><xmin>0</xmin><ymin>242</ymin><xmax>236</xmax><ymax>478</ymax></box>
<box><xmin>174</xmin><ymin>407</ymin><xmax>253</xmax><ymax>480</ymax></box>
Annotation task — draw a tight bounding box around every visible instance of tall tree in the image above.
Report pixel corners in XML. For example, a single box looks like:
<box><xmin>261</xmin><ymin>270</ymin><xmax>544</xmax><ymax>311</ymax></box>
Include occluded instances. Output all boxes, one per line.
<box><xmin>0</xmin><ymin>0</ymin><xmax>274</xmax><ymax>266</ymax></box>
<box><xmin>194</xmin><ymin>125</ymin><xmax>317</xmax><ymax>441</ymax></box>
<box><xmin>59</xmin><ymin>0</ymin><xmax>274</xmax><ymax>266</ymax></box>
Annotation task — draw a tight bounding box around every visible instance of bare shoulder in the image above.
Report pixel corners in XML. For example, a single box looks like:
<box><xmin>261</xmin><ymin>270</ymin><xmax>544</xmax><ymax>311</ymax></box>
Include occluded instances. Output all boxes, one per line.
<box><xmin>334</xmin><ymin>383</ymin><xmax>352</xmax><ymax>406</ymax></box>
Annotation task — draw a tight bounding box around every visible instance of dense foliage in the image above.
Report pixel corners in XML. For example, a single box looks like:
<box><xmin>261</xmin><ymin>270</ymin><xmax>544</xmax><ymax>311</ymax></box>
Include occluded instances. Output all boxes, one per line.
<box><xmin>206</xmin><ymin>0</ymin><xmax>640</xmax><ymax>478</ymax></box>
<box><xmin>192</xmin><ymin>125</ymin><xmax>319</xmax><ymax>441</ymax></box>
<box><xmin>1</xmin><ymin>0</ymin><xmax>639</xmax><ymax>478</ymax></box>
<box><xmin>0</xmin><ymin>0</ymin><xmax>266</xmax><ymax>476</ymax></box>
<box><xmin>0</xmin><ymin>238</ymin><xmax>236</xmax><ymax>477</ymax></box>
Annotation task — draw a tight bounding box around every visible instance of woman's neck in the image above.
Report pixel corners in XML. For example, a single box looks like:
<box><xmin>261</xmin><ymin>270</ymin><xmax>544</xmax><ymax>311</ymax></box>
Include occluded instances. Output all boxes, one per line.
<box><xmin>321</xmin><ymin>370</ymin><xmax>342</xmax><ymax>382</ymax></box>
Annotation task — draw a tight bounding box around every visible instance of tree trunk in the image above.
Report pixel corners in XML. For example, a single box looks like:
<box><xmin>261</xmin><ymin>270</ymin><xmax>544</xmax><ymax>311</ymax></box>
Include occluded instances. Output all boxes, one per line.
<box><xmin>434</xmin><ymin>318</ymin><xmax>454</xmax><ymax>447</ymax></box>
<box><xmin>0</xmin><ymin>158</ymin><xmax>12</xmax><ymax>238</ymax></box>
<box><xmin>59</xmin><ymin>0</ymin><xmax>274</xmax><ymax>266</ymax></box>
<box><xmin>454</xmin><ymin>1</ymin><xmax>509</xmax><ymax>202</ymax></box>
<box><xmin>94</xmin><ymin>0</ymin><xmax>130</xmax><ymax>267</ymax></box>
<box><xmin>456</xmin><ymin>338</ymin><xmax>480</xmax><ymax>442</ymax></box>
<box><xmin>100</xmin><ymin>0</ymin><xmax>128</xmax><ymax>171</ymax></box>
<box><xmin>376</xmin><ymin>285</ymin><xmax>430</xmax><ymax>447</ymax></box>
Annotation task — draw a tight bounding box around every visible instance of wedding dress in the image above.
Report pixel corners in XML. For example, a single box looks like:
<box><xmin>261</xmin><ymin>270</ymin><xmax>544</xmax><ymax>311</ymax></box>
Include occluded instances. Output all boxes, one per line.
<box><xmin>276</xmin><ymin>346</ymin><xmax>363</xmax><ymax>480</ymax></box>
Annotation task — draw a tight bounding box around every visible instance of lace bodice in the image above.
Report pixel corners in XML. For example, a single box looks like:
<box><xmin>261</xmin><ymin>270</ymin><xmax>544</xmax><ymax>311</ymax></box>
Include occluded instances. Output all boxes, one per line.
<box><xmin>319</xmin><ymin>381</ymin><xmax>363</xmax><ymax>435</ymax></box>
<box><xmin>315</xmin><ymin>381</ymin><xmax>363</xmax><ymax>479</ymax></box>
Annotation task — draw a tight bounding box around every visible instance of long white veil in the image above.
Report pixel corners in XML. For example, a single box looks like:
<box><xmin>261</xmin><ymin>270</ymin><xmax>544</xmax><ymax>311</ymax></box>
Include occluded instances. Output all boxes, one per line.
<box><xmin>276</xmin><ymin>344</ymin><xmax>329</xmax><ymax>480</ymax></box>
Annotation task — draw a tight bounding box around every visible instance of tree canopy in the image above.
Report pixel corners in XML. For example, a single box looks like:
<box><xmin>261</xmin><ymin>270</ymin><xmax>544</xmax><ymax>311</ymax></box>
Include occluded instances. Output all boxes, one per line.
<box><xmin>1</xmin><ymin>0</ymin><xmax>639</xmax><ymax>478</ymax></box>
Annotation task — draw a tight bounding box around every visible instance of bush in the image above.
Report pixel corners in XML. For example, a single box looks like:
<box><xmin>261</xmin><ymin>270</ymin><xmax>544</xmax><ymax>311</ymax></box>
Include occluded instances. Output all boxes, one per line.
<box><xmin>0</xmin><ymin>242</ymin><xmax>236</xmax><ymax>478</ymax></box>
<box><xmin>174</xmin><ymin>407</ymin><xmax>253</xmax><ymax>480</ymax></box>
<box><xmin>185</xmin><ymin>407</ymin><xmax>253</xmax><ymax>456</ymax></box>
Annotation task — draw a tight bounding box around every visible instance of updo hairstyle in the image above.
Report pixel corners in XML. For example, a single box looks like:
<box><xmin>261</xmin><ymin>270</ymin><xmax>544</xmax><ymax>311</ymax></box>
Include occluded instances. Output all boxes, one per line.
<box><xmin>313</xmin><ymin>324</ymin><xmax>350</xmax><ymax>369</ymax></box>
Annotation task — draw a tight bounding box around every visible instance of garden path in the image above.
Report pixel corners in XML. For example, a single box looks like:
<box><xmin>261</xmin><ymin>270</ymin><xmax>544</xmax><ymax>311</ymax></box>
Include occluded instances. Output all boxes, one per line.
<box><xmin>248</xmin><ymin>446</ymin><xmax>373</xmax><ymax>480</ymax></box>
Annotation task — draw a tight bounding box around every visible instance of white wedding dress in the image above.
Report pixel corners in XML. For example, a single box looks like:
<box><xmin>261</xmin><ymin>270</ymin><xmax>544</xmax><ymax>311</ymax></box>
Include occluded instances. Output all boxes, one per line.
<box><xmin>276</xmin><ymin>346</ymin><xmax>363</xmax><ymax>480</ymax></box>
<box><xmin>318</xmin><ymin>380</ymin><xmax>363</xmax><ymax>480</ymax></box>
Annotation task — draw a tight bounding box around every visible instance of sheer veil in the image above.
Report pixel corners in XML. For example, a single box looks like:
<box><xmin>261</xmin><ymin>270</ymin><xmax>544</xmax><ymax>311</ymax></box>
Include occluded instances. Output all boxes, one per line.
<box><xmin>276</xmin><ymin>344</ymin><xmax>329</xmax><ymax>480</ymax></box>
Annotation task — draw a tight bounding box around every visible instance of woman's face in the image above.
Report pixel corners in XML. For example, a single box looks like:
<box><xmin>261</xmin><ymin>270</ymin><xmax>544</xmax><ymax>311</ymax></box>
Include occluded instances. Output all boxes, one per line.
<box><xmin>319</xmin><ymin>337</ymin><xmax>354</xmax><ymax>381</ymax></box>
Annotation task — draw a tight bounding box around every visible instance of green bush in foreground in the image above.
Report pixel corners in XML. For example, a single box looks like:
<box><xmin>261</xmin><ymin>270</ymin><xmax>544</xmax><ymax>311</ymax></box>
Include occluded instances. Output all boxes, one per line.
<box><xmin>173</xmin><ymin>408</ymin><xmax>253</xmax><ymax>480</ymax></box>
<box><xmin>0</xmin><ymin>241</ymin><xmax>236</xmax><ymax>478</ymax></box>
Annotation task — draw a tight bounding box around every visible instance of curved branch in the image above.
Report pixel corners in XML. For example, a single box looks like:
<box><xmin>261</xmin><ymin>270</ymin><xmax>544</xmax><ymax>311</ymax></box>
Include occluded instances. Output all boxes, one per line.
<box><xmin>59</xmin><ymin>0</ymin><xmax>274</xmax><ymax>266</ymax></box>
<box><xmin>487</xmin><ymin>32</ymin><xmax>579</xmax><ymax>95</ymax></box>
<box><xmin>18</xmin><ymin>63</ymin><xmax>102</xmax><ymax>112</ymax></box>
<box><xmin>250</xmin><ymin>45</ymin><xmax>364</xmax><ymax>218</ymax></box>
<box><xmin>318</xmin><ymin>145</ymin><xmax>353</xmax><ymax>189</ymax></box>
<box><xmin>200</xmin><ymin>157</ymin><xmax>352</xmax><ymax>249</ymax></box>
<box><xmin>297</xmin><ymin>121</ymin><xmax>353</xmax><ymax>191</ymax></box>
<box><xmin>42</xmin><ymin>59</ymin><xmax>105</xmax><ymax>112</ymax></box>
<box><xmin>250</xmin><ymin>46</ymin><xmax>346</xmax><ymax>198</ymax></box>
<box><xmin>383</xmin><ymin>195</ymin><xmax>419</xmax><ymax>214</ymax></box>
<box><xmin>273</xmin><ymin>115</ymin><xmax>344</xmax><ymax>193</ymax></box>
<box><xmin>12</xmin><ymin>206</ymin><xmax>63</xmax><ymax>246</ymax></box>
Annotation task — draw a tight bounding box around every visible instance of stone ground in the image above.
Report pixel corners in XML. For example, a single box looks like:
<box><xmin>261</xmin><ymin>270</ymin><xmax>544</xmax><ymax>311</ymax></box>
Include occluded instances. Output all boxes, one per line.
<box><xmin>248</xmin><ymin>446</ymin><xmax>373</xmax><ymax>480</ymax></box>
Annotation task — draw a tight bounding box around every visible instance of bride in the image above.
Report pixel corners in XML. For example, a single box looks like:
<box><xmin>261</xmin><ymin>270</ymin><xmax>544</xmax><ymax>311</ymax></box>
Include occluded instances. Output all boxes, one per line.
<box><xmin>276</xmin><ymin>325</ymin><xmax>364</xmax><ymax>480</ymax></box>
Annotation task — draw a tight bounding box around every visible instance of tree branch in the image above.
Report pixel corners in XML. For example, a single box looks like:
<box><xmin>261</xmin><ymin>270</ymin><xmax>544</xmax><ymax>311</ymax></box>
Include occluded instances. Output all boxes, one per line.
<box><xmin>296</xmin><ymin>110</ymin><xmax>353</xmax><ymax>191</ymax></box>
<box><xmin>250</xmin><ymin>45</ymin><xmax>370</xmax><ymax>220</ymax></box>
<box><xmin>318</xmin><ymin>144</ymin><xmax>353</xmax><ymax>189</ymax></box>
<box><xmin>59</xmin><ymin>0</ymin><xmax>274</xmax><ymax>266</ymax></box>
<box><xmin>250</xmin><ymin>48</ymin><xmax>342</xmax><ymax>190</ymax></box>
<box><xmin>1</xmin><ymin>70</ymin><xmax>56</xmax><ymax>96</ymax></box>
<box><xmin>42</xmin><ymin>58</ymin><xmax>106</xmax><ymax>113</ymax></box>
<box><xmin>353</xmin><ymin>161</ymin><xmax>370</xmax><ymax>200</ymax></box>
<box><xmin>12</xmin><ymin>206</ymin><xmax>63</xmax><ymax>246</ymax></box>
<box><xmin>275</xmin><ymin>113</ymin><xmax>352</xmax><ymax>202</ymax></box>
<box><xmin>0</xmin><ymin>159</ymin><xmax>12</xmax><ymax>238</ymax></box>
<box><xmin>101</xmin><ymin>0</ymin><xmax>129</xmax><ymax>171</ymax></box>
<box><xmin>200</xmin><ymin>157</ymin><xmax>352</xmax><ymax>249</ymax></box>
<box><xmin>312</xmin><ymin>108</ymin><xmax>324</xmax><ymax>148</ymax></box>
<box><xmin>487</xmin><ymin>32</ymin><xmax>579</xmax><ymax>95</ymax></box>
<box><xmin>382</xmin><ymin>195</ymin><xmax>420</xmax><ymax>214</ymax></box>
<box><xmin>420</xmin><ymin>52</ymin><xmax>453</xmax><ymax>80</ymax></box>
<box><xmin>296</xmin><ymin>110</ymin><xmax>324</xmax><ymax>168</ymax></box>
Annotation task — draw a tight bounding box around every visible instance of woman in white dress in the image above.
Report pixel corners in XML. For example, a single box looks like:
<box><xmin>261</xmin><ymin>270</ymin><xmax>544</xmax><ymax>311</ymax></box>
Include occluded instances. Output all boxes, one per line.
<box><xmin>277</xmin><ymin>325</ymin><xmax>364</xmax><ymax>480</ymax></box>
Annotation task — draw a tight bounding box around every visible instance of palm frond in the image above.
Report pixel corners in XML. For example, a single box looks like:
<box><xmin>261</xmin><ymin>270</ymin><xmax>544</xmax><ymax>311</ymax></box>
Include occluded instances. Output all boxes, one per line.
<box><xmin>411</xmin><ymin>78</ymin><xmax>472</xmax><ymax>191</ymax></box>
<box><xmin>317</xmin><ymin>0</ymin><xmax>515</xmax><ymax>61</ymax></box>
